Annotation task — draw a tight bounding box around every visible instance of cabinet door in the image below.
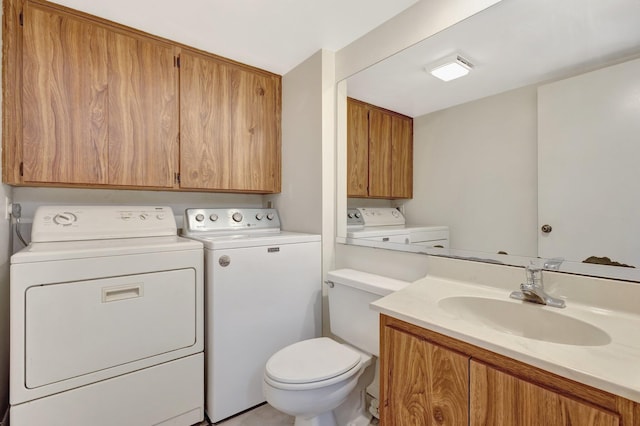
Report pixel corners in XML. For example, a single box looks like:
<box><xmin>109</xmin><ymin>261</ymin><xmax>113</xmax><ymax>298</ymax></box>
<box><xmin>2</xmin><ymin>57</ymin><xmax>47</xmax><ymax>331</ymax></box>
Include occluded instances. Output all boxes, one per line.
<box><xmin>180</xmin><ymin>51</ymin><xmax>280</xmax><ymax>192</ymax></box>
<box><xmin>347</xmin><ymin>98</ymin><xmax>369</xmax><ymax>197</ymax></box>
<box><xmin>381</xmin><ymin>325</ymin><xmax>469</xmax><ymax>425</ymax></box>
<box><xmin>108</xmin><ymin>32</ymin><xmax>178</xmax><ymax>188</ymax></box>
<box><xmin>179</xmin><ymin>51</ymin><xmax>230</xmax><ymax>190</ymax></box>
<box><xmin>470</xmin><ymin>360</ymin><xmax>620</xmax><ymax>426</ymax></box>
<box><xmin>22</xmin><ymin>3</ymin><xmax>109</xmax><ymax>184</ymax></box>
<box><xmin>368</xmin><ymin>108</ymin><xmax>392</xmax><ymax>198</ymax></box>
<box><xmin>391</xmin><ymin>115</ymin><xmax>413</xmax><ymax>198</ymax></box>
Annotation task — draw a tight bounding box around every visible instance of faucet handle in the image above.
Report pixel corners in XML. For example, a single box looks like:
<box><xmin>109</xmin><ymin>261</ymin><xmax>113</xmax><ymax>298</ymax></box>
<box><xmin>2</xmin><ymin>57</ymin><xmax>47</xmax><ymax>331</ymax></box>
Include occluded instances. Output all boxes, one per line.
<box><xmin>525</xmin><ymin>261</ymin><xmax>543</xmax><ymax>286</ymax></box>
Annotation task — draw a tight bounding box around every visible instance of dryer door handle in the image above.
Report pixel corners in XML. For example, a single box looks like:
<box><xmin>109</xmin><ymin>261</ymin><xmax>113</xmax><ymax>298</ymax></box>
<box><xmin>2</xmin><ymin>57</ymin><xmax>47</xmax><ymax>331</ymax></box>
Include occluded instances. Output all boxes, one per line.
<box><xmin>102</xmin><ymin>284</ymin><xmax>143</xmax><ymax>303</ymax></box>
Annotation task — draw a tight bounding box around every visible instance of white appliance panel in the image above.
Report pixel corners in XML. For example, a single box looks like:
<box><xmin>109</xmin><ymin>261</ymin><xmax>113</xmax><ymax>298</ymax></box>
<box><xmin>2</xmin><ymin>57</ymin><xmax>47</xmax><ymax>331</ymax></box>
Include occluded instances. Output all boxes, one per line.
<box><xmin>11</xmin><ymin>354</ymin><xmax>203</xmax><ymax>426</ymax></box>
<box><xmin>25</xmin><ymin>269</ymin><xmax>197</xmax><ymax>388</ymax></box>
<box><xmin>207</xmin><ymin>240</ymin><xmax>321</xmax><ymax>422</ymax></box>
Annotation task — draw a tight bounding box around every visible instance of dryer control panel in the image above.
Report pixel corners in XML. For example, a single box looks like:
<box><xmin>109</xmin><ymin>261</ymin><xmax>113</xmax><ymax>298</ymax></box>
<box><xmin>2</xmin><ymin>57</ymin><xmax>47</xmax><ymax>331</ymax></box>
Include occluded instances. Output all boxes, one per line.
<box><xmin>31</xmin><ymin>206</ymin><xmax>177</xmax><ymax>242</ymax></box>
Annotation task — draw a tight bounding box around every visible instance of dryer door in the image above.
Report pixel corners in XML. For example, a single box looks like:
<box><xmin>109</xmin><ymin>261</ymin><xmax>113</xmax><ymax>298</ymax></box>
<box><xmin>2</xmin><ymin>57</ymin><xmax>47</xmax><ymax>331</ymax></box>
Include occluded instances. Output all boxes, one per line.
<box><xmin>24</xmin><ymin>268</ymin><xmax>197</xmax><ymax>388</ymax></box>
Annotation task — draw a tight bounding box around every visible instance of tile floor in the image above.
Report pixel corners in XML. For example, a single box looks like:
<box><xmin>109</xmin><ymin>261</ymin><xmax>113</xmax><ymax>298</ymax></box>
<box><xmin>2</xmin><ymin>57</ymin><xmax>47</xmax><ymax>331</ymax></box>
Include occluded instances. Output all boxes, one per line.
<box><xmin>198</xmin><ymin>403</ymin><xmax>294</xmax><ymax>425</ymax></box>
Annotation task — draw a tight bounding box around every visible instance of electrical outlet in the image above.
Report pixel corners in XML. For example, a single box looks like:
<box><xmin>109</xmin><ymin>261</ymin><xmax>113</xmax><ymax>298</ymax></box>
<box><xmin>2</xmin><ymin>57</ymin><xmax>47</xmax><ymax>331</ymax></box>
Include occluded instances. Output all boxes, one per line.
<box><xmin>4</xmin><ymin>197</ymin><xmax>11</xmax><ymax>220</ymax></box>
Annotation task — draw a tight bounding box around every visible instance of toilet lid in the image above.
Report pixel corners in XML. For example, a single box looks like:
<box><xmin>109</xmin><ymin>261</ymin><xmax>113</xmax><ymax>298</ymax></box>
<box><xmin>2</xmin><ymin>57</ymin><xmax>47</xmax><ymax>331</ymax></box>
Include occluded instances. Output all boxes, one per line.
<box><xmin>265</xmin><ymin>337</ymin><xmax>361</xmax><ymax>384</ymax></box>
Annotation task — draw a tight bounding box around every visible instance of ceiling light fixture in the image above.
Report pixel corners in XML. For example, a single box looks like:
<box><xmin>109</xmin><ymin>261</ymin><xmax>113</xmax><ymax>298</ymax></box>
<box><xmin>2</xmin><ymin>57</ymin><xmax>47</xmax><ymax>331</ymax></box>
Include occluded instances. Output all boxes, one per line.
<box><xmin>428</xmin><ymin>54</ymin><xmax>474</xmax><ymax>82</ymax></box>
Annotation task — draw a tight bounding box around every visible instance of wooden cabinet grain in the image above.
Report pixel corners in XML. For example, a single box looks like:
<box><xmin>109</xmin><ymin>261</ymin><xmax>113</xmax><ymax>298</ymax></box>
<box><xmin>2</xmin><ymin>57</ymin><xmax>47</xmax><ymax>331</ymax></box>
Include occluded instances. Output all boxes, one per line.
<box><xmin>347</xmin><ymin>98</ymin><xmax>412</xmax><ymax>199</ymax></box>
<box><xmin>380</xmin><ymin>322</ymin><xmax>469</xmax><ymax>425</ymax></box>
<box><xmin>381</xmin><ymin>315</ymin><xmax>638</xmax><ymax>426</ymax></box>
<box><xmin>4</xmin><ymin>0</ymin><xmax>281</xmax><ymax>193</ymax></box>
<box><xmin>22</xmin><ymin>2</ymin><xmax>110</xmax><ymax>185</ymax></box>
<box><xmin>179</xmin><ymin>51</ymin><xmax>280</xmax><ymax>192</ymax></box>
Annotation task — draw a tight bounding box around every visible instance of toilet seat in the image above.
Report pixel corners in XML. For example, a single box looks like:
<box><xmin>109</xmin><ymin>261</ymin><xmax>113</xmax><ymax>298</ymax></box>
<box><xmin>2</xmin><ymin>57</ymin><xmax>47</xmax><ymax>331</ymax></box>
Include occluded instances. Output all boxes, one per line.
<box><xmin>265</xmin><ymin>338</ymin><xmax>364</xmax><ymax>391</ymax></box>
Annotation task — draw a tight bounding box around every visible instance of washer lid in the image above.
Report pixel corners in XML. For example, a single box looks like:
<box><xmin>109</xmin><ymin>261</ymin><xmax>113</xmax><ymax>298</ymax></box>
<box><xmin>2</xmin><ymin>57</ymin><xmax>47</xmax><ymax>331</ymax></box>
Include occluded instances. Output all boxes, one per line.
<box><xmin>265</xmin><ymin>337</ymin><xmax>361</xmax><ymax>384</ymax></box>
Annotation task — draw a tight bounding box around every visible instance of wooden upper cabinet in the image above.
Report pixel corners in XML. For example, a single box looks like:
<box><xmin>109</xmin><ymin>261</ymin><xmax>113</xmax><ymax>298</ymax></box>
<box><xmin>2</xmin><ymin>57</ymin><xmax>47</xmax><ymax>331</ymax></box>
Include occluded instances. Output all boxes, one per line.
<box><xmin>347</xmin><ymin>98</ymin><xmax>369</xmax><ymax>197</ymax></box>
<box><xmin>368</xmin><ymin>108</ymin><xmax>392</xmax><ymax>198</ymax></box>
<box><xmin>470</xmin><ymin>361</ymin><xmax>620</xmax><ymax>426</ymax></box>
<box><xmin>22</xmin><ymin>3</ymin><xmax>109</xmax><ymax>185</ymax></box>
<box><xmin>391</xmin><ymin>115</ymin><xmax>413</xmax><ymax>198</ymax></box>
<box><xmin>6</xmin><ymin>0</ymin><xmax>280</xmax><ymax>193</ymax></box>
<box><xmin>21</xmin><ymin>2</ymin><xmax>178</xmax><ymax>188</ymax></box>
<box><xmin>346</xmin><ymin>97</ymin><xmax>413</xmax><ymax>199</ymax></box>
<box><xmin>179</xmin><ymin>51</ymin><xmax>281</xmax><ymax>193</ymax></box>
<box><xmin>381</xmin><ymin>324</ymin><xmax>470</xmax><ymax>425</ymax></box>
<box><xmin>107</xmin><ymin>31</ymin><xmax>178</xmax><ymax>188</ymax></box>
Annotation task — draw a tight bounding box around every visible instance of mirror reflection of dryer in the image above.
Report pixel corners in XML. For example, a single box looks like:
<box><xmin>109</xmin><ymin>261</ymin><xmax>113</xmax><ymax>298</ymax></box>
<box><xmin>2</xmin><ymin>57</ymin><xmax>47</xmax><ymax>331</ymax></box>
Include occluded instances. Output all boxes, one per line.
<box><xmin>346</xmin><ymin>207</ymin><xmax>449</xmax><ymax>247</ymax></box>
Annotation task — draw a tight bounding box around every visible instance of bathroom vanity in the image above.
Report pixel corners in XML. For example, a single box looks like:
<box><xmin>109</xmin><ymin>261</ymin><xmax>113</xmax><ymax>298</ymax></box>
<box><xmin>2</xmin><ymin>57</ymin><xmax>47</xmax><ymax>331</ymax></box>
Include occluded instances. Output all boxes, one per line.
<box><xmin>373</xmin><ymin>257</ymin><xmax>640</xmax><ymax>425</ymax></box>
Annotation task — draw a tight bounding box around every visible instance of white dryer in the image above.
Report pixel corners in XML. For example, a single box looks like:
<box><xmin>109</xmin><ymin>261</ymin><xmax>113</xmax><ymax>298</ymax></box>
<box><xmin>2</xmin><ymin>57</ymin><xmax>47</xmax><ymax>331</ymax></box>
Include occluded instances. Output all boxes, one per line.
<box><xmin>10</xmin><ymin>205</ymin><xmax>205</xmax><ymax>426</ymax></box>
<box><xmin>182</xmin><ymin>208</ymin><xmax>321</xmax><ymax>423</ymax></box>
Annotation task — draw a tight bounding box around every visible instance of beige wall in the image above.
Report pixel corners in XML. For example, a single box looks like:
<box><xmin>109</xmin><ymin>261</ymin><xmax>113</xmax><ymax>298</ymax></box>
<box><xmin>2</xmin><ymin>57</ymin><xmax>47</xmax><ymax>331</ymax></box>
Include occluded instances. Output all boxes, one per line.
<box><xmin>406</xmin><ymin>85</ymin><xmax>538</xmax><ymax>257</ymax></box>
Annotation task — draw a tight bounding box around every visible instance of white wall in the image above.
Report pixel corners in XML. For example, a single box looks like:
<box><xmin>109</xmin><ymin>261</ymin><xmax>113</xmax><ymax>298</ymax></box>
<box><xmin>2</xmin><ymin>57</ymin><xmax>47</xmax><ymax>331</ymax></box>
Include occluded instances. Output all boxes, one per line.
<box><xmin>405</xmin><ymin>85</ymin><xmax>538</xmax><ymax>257</ymax></box>
<box><xmin>267</xmin><ymin>51</ymin><xmax>324</xmax><ymax>234</ymax></box>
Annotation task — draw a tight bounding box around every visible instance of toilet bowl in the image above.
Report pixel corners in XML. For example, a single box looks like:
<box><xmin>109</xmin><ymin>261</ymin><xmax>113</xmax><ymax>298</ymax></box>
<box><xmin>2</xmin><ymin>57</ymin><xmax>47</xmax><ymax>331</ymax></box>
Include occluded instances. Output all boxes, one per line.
<box><xmin>263</xmin><ymin>269</ymin><xmax>409</xmax><ymax>426</ymax></box>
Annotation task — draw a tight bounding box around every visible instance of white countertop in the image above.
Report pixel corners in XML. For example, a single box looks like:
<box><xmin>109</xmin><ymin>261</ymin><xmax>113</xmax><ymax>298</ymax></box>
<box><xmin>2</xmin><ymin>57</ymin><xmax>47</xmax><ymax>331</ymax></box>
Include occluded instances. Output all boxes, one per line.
<box><xmin>371</xmin><ymin>274</ymin><xmax>640</xmax><ymax>403</ymax></box>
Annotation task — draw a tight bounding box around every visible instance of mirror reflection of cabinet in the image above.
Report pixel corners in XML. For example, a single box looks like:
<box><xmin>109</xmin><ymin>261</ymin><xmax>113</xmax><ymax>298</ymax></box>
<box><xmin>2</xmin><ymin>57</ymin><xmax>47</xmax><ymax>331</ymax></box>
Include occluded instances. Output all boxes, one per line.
<box><xmin>347</xmin><ymin>98</ymin><xmax>412</xmax><ymax>199</ymax></box>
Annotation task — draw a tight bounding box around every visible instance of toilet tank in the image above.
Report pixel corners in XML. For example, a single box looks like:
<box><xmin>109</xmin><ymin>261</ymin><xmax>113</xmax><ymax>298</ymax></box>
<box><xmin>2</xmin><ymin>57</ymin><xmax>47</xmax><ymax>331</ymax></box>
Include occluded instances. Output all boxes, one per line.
<box><xmin>327</xmin><ymin>269</ymin><xmax>409</xmax><ymax>356</ymax></box>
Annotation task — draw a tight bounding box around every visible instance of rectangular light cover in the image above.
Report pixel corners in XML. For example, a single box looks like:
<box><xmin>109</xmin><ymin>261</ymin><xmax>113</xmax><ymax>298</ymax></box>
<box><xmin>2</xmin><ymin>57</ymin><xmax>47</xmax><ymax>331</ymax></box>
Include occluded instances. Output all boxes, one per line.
<box><xmin>429</xmin><ymin>56</ymin><xmax>472</xmax><ymax>82</ymax></box>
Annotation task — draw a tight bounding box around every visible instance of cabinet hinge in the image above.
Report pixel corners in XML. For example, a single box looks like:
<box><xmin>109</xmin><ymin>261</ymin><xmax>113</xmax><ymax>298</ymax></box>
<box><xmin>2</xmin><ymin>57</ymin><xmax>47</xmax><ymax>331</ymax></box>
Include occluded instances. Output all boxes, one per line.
<box><xmin>19</xmin><ymin>11</ymin><xmax>23</xmax><ymax>26</ymax></box>
<box><xmin>174</xmin><ymin>172</ymin><xmax>180</xmax><ymax>184</ymax></box>
<box><xmin>19</xmin><ymin>162</ymin><xmax>24</xmax><ymax>176</ymax></box>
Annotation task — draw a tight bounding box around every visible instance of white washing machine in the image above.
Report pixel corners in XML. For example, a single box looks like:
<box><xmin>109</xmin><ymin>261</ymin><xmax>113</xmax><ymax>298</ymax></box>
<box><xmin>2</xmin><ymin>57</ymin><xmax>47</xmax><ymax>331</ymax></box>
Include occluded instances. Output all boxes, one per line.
<box><xmin>10</xmin><ymin>205</ymin><xmax>205</xmax><ymax>426</ymax></box>
<box><xmin>347</xmin><ymin>207</ymin><xmax>450</xmax><ymax>247</ymax></box>
<box><xmin>182</xmin><ymin>208</ymin><xmax>321</xmax><ymax>423</ymax></box>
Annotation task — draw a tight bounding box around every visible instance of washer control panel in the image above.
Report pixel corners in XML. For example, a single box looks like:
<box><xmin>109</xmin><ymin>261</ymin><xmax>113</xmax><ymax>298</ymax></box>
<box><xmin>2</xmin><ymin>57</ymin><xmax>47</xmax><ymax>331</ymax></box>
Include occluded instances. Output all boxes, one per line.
<box><xmin>183</xmin><ymin>208</ymin><xmax>281</xmax><ymax>234</ymax></box>
<box><xmin>31</xmin><ymin>206</ymin><xmax>177</xmax><ymax>242</ymax></box>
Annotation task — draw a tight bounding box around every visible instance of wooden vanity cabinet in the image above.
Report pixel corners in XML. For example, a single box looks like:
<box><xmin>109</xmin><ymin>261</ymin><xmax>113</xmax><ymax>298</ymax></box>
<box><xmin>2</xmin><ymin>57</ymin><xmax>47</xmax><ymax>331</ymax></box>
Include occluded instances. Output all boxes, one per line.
<box><xmin>3</xmin><ymin>0</ymin><xmax>281</xmax><ymax>193</ymax></box>
<box><xmin>381</xmin><ymin>315</ymin><xmax>637</xmax><ymax>426</ymax></box>
<box><xmin>380</xmin><ymin>321</ymin><xmax>469</xmax><ymax>425</ymax></box>
<box><xmin>347</xmin><ymin>98</ymin><xmax>413</xmax><ymax>199</ymax></box>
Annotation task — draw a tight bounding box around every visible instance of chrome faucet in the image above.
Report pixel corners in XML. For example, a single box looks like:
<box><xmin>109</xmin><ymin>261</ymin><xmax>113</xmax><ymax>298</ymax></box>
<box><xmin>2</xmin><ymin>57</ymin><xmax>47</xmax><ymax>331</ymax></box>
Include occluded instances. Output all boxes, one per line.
<box><xmin>510</xmin><ymin>262</ymin><xmax>566</xmax><ymax>308</ymax></box>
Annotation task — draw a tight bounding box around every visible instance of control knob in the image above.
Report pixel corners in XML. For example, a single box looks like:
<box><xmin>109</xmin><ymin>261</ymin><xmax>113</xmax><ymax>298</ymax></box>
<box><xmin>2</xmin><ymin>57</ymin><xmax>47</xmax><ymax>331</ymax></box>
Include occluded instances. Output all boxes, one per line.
<box><xmin>195</xmin><ymin>214</ymin><xmax>205</xmax><ymax>222</ymax></box>
<box><xmin>210</xmin><ymin>214</ymin><xmax>219</xmax><ymax>222</ymax></box>
<box><xmin>266</xmin><ymin>213</ymin><xmax>275</xmax><ymax>221</ymax></box>
<box><xmin>256</xmin><ymin>213</ymin><xmax>264</xmax><ymax>220</ymax></box>
<box><xmin>53</xmin><ymin>212</ymin><xmax>77</xmax><ymax>226</ymax></box>
<box><xmin>232</xmin><ymin>212</ymin><xmax>243</xmax><ymax>223</ymax></box>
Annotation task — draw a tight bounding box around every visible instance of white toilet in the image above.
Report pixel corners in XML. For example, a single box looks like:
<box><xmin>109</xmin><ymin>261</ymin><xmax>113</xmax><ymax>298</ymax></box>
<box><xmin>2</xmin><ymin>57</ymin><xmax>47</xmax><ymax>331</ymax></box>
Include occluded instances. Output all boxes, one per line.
<box><xmin>263</xmin><ymin>269</ymin><xmax>408</xmax><ymax>426</ymax></box>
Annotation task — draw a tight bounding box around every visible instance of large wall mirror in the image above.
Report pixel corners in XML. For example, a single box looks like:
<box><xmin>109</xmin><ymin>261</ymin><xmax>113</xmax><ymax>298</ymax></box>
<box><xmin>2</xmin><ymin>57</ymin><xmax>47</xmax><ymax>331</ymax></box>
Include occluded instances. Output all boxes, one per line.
<box><xmin>337</xmin><ymin>0</ymin><xmax>640</xmax><ymax>282</ymax></box>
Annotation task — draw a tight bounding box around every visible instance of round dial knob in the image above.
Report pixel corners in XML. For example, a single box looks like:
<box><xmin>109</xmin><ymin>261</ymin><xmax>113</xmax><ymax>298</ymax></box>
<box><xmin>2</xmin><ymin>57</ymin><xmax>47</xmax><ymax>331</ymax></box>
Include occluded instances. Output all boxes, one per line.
<box><xmin>210</xmin><ymin>214</ymin><xmax>219</xmax><ymax>222</ymax></box>
<box><xmin>354</xmin><ymin>212</ymin><xmax>361</xmax><ymax>218</ymax></box>
<box><xmin>347</xmin><ymin>213</ymin><xmax>354</xmax><ymax>218</ymax></box>
<box><xmin>255</xmin><ymin>213</ymin><xmax>264</xmax><ymax>220</ymax></box>
<box><xmin>195</xmin><ymin>214</ymin><xmax>205</xmax><ymax>222</ymax></box>
<box><xmin>392</xmin><ymin>210</ymin><xmax>400</xmax><ymax>217</ymax></box>
<box><xmin>156</xmin><ymin>214</ymin><xmax>165</xmax><ymax>220</ymax></box>
<box><xmin>53</xmin><ymin>212</ymin><xmax>77</xmax><ymax>226</ymax></box>
<box><xmin>232</xmin><ymin>212</ymin><xmax>243</xmax><ymax>223</ymax></box>
<box><xmin>266</xmin><ymin>213</ymin><xmax>275</xmax><ymax>221</ymax></box>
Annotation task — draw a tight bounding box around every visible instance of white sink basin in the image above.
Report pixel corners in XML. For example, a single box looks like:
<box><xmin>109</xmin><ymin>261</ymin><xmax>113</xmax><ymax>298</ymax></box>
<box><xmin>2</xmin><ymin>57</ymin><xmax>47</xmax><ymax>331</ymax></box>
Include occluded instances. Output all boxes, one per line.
<box><xmin>438</xmin><ymin>296</ymin><xmax>611</xmax><ymax>346</ymax></box>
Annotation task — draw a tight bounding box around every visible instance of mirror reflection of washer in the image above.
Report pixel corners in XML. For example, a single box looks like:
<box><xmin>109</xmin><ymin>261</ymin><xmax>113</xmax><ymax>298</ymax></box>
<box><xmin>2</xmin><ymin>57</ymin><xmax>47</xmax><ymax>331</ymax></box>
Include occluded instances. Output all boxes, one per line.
<box><xmin>182</xmin><ymin>208</ymin><xmax>321</xmax><ymax>423</ymax></box>
<box><xmin>10</xmin><ymin>205</ymin><xmax>205</xmax><ymax>426</ymax></box>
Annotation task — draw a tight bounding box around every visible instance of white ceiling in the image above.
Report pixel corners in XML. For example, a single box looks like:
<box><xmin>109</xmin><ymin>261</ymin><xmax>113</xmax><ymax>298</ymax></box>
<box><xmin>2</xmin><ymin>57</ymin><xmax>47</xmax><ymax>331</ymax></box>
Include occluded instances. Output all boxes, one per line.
<box><xmin>347</xmin><ymin>0</ymin><xmax>640</xmax><ymax>117</ymax></box>
<box><xmin>49</xmin><ymin>0</ymin><xmax>418</xmax><ymax>75</ymax></box>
